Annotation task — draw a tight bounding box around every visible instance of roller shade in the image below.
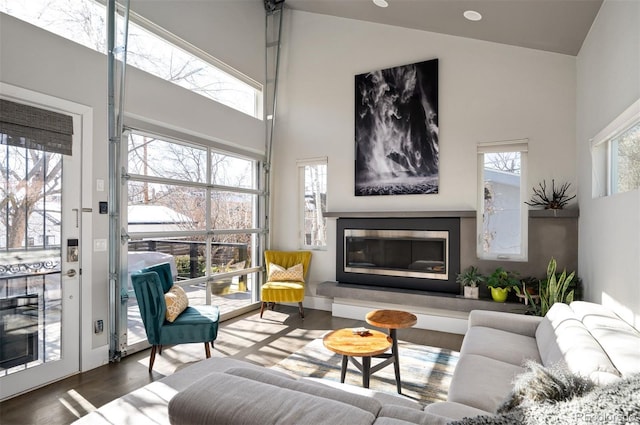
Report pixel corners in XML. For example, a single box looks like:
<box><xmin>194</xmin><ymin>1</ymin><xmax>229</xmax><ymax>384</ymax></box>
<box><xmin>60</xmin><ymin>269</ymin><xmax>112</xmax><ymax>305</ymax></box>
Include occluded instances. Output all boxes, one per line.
<box><xmin>0</xmin><ymin>99</ymin><xmax>73</xmax><ymax>156</ymax></box>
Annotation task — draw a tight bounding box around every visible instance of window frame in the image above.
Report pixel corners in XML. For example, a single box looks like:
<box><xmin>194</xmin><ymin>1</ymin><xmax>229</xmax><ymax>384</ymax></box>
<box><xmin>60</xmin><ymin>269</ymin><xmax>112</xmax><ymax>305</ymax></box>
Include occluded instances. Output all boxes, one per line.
<box><xmin>477</xmin><ymin>140</ymin><xmax>529</xmax><ymax>262</ymax></box>
<box><xmin>591</xmin><ymin>98</ymin><xmax>640</xmax><ymax>198</ymax></box>
<box><xmin>122</xmin><ymin>126</ymin><xmax>265</xmax><ymax>305</ymax></box>
<box><xmin>298</xmin><ymin>157</ymin><xmax>328</xmax><ymax>250</ymax></box>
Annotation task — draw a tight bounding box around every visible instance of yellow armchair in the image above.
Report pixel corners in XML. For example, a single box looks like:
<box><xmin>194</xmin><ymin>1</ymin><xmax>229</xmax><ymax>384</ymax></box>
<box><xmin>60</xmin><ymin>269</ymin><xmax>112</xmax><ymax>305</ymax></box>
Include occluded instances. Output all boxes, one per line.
<box><xmin>261</xmin><ymin>250</ymin><xmax>312</xmax><ymax>319</ymax></box>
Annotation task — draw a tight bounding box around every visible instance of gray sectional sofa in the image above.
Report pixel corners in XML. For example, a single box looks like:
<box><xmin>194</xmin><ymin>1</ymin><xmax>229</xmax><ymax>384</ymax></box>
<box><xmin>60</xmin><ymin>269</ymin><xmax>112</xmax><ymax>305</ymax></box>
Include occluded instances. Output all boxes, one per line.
<box><xmin>74</xmin><ymin>301</ymin><xmax>640</xmax><ymax>424</ymax></box>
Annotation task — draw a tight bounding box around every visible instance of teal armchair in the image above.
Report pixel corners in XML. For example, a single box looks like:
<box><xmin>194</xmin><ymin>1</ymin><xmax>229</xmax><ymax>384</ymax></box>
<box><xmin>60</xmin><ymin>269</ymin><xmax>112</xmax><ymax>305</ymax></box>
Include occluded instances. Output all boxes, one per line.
<box><xmin>131</xmin><ymin>262</ymin><xmax>220</xmax><ymax>372</ymax></box>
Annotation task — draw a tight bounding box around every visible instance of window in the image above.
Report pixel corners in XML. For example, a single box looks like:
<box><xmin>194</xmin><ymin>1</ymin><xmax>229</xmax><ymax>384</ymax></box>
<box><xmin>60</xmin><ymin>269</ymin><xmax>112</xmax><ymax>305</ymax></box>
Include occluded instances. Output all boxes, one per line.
<box><xmin>124</xmin><ymin>129</ymin><xmax>263</xmax><ymax>346</ymax></box>
<box><xmin>591</xmin><ymin>99</ymin><xmax>640</xmax><ymax>197</ymax></box>
<box><xmin>298</xmin><ymin>158</ymin><xmax>327</xmax><ymax>250</ymax></box>
<box><xmin>0</xmin><ymin>0</ymin><xmax>262</xmax><ymax>118</ymax></box>
<box><xmin>477</xmin><ymin>140</ymin><xmax>528</xmax><ymax>261</ymax></box>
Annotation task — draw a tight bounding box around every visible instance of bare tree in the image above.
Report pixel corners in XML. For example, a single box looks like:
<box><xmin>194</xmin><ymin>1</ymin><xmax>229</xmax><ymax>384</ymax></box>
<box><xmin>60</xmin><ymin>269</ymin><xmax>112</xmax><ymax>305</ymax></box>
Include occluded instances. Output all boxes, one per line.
<box><xmin>617</xmin><ymin>123</ymin><xmax>640</xmax><ymax>192</ymax></box>
<box><xmin>484</xmin><ymin>152</ymin><xmax>521</xmax><ymax>174</ymax></box>
<box><xmin>1</xmin><ymin>144</ymin><xmax>62</xmax><ymax>249</ymax></box>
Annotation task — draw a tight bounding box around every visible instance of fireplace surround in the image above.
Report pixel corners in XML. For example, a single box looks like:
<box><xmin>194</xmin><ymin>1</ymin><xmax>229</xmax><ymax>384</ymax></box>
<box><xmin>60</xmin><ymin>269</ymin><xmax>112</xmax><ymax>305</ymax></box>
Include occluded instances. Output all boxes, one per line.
<box><xmin>336</xmin><ymin>217</ymin><xmax>460</xmax><ymax>293</ymax></box>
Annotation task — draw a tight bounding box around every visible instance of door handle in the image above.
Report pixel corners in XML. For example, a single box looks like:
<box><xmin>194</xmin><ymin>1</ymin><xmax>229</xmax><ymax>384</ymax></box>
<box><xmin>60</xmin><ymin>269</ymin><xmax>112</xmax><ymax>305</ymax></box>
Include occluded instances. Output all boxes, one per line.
<box><xmin>65</xmin><ymin>269</ymin><xmax>77</xmax><ymax>278</ymax></box>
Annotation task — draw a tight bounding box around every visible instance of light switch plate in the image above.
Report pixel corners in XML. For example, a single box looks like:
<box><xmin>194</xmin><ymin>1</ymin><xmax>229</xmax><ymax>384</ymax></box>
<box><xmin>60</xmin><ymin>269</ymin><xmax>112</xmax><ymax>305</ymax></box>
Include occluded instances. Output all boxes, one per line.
<box><xmin>94</xmin><ymin>239</ymin><xmax>107</xmax><ymax>252</ymax></box>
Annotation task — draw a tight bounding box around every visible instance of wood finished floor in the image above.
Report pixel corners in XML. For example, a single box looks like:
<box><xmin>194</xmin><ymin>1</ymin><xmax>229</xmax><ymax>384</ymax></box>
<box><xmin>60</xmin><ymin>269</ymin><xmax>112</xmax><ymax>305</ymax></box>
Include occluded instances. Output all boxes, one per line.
<box><xmin>0</xmin><ymin>307</ymin><xmax>464</xmax><ymax>425</ymax></box>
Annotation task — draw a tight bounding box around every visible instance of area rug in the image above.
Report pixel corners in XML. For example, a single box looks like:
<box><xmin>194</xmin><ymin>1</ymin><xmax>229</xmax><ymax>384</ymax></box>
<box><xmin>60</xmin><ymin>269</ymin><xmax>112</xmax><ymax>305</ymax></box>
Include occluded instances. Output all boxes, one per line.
<box><xmin>271</xmin><ymin>338</ymin><xmax>459</xmax><ymax>405</ymax></box>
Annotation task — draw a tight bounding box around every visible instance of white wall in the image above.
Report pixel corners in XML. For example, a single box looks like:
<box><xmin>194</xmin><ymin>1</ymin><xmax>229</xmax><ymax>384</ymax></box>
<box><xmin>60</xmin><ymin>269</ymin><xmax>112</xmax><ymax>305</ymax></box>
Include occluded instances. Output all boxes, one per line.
<box><xmin>0</xmin><ymin>0</ymin><xmax>265</xmax><ymax>368</ymax></box>
<box><xmin>272</xmin><ymin>10</ymin><xmax>577</xmax><ymax>302</ymax></box>
<box><xmin>576</xmin><ymin>0</ymin><xmax>640</xmax><ymax>327</ymax></box>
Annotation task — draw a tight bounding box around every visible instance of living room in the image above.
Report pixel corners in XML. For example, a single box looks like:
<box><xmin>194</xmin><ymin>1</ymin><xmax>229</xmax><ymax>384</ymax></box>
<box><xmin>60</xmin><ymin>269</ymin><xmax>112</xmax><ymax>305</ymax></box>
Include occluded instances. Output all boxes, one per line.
<box><xmin>0</xmin><ymin>0</ymin><xmax>639</xmax><ymax>423</ymax></box>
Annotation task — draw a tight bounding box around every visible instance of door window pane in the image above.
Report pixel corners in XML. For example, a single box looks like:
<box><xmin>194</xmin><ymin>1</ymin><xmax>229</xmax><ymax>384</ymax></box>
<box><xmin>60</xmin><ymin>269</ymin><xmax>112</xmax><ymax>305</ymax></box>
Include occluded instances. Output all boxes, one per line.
<box><xmin>1</xmin><ymin>143</ymin><xmax>63</xmax><ymax>375</ymax></box>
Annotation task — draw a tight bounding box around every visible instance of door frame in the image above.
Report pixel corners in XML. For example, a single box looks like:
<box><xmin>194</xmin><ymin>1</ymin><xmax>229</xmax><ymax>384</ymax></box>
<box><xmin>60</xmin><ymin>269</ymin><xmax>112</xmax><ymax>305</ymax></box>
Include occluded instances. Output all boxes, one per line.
<box><xmin>0</xmin><ymin>83</ymin><xmax>98</xmax><ymax>396</ymax></box>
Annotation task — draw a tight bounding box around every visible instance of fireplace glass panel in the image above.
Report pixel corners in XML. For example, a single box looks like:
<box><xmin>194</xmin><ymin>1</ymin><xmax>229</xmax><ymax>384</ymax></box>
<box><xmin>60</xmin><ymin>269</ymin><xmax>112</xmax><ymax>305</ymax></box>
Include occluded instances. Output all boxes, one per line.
<box><xmin>344</xmin><ymin>230</ymin><xmax>448</xmax><ymax>280</ymax></box>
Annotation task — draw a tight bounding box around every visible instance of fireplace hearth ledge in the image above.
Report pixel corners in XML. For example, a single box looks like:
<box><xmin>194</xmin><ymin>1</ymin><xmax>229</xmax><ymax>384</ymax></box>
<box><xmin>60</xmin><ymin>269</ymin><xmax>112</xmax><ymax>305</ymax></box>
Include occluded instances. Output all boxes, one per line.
<box><xmin>316</xmin><ymin>281</ymin><xmax>527</xmax><ymax>334</ymax></box>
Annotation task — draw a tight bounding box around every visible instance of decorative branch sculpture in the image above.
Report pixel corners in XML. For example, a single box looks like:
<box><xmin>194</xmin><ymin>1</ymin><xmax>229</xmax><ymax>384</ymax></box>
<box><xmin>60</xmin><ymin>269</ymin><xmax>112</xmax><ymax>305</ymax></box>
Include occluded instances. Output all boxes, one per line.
<box><xmin>525</xmin><ymin>179</ymin><xmax>576</xmax><ymax>209</ymax></box>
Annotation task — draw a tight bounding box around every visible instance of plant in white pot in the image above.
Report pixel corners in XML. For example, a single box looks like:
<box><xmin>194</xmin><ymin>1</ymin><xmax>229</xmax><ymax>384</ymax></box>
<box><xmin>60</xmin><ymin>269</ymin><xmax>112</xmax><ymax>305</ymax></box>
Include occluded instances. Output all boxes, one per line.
<box><xmin>456</xmin><ymin>266</ymin><xmax>485</xmax><ymax>299</ymax></box>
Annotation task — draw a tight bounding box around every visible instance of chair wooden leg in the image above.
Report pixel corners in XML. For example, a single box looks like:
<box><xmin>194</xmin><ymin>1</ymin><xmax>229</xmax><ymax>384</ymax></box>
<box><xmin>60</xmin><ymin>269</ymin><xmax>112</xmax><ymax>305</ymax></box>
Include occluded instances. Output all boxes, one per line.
<box><xmin>158</xmin><ymin>345</ymin><xmax>163</xmax><ymax>355</ymax></box>
<box><xmin>270</xmin><ymin>302</ymin><xmax>276</xmax><ymax>311</ymax></box>
<box><xmin>298</xmin><ymin>302</ymin><xmax>305</xmax><ymax>319</ymax></box>
<box><xmin>149</xmin><ymin>345</ymin><xmax>157</xmax><ymax>373</ymax></box>
<box><xmin>260</xmin><ymin>302</ymin><xmax>266</xmax><ymax>318</ymax></box>
<box><xmin>204</xmin><ymin>342</ymin><xmax>211</xmax><ymax>359</ymax></box>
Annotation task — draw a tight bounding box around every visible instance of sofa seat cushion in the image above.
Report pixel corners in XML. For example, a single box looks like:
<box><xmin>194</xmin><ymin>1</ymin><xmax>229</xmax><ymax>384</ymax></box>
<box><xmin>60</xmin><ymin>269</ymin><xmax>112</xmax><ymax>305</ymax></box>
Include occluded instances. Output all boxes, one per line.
<box><xmin>536</xmin><ymin>303</ymin><xmax>621</xmax><ymax>384</ymax></box>
<box><xmin>461</xmin><ymin>326</ymin><xmax>541</xmax><ymax>366</ymax></box>
<box><xmin>168</xmin><ymin>372</ymin><xmax>377</xmax><ymax>425</ymax></box>
<box><xmin>447</xmin><ymin>354</ymin><xmax>524</xmax><ymax>413</ymax></box>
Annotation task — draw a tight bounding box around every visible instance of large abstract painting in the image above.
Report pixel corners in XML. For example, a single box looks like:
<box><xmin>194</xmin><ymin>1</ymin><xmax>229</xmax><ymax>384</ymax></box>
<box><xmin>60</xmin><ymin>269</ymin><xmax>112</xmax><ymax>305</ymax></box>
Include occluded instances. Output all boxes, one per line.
<box><xmin>355</xmin><ymin>58</ymin><xmax>439</xmax><ymax>196</ymax></box>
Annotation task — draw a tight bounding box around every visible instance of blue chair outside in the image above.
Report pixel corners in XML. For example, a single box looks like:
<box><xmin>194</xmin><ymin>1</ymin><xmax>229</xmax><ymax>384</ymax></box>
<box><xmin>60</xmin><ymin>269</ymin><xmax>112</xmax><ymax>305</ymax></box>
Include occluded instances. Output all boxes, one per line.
<box><xmin>131</xmin><ymin>262</ymin><xmax>220</xmax><ymax>372</ymax></box>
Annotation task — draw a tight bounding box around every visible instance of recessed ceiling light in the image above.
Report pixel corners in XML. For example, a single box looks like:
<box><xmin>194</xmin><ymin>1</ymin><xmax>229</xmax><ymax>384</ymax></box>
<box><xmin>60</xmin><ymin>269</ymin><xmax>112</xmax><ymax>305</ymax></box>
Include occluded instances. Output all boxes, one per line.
<box><xmin>463</xmin><ymin>10</ymin><xmax>482</xmax><ymax>21</ymax></box>
<box><xmin>373</xmin><ymin>0</ymin><xmax>389</xmax><ymax>8</ymax></box>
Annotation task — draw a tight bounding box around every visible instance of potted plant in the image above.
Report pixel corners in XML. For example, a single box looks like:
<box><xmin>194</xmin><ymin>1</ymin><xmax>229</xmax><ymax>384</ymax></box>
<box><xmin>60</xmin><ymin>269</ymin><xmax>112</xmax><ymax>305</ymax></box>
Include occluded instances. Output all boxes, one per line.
<box><xmin>487</xmin><ymin>267</ymin><xmax>520</xmax><ymax>302</ymax></box>
<box><xmin>516</xmin><ymin>258</ymin><xmax>576</xmax><ymax>316</ymax></box>
<box><xmin>456</xmin><ymin>266</ymin><xmax>485</xmax><ymax>299</ymax></box>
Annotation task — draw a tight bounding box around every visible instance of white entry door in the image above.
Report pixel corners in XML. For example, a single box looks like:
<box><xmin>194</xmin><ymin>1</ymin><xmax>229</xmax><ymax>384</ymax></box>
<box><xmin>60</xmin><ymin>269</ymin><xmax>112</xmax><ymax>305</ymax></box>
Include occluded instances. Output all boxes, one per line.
<box><xmin>0</xmin><ymin>93</ymin><xmax>82</xmax><ymax>400</ymax></box>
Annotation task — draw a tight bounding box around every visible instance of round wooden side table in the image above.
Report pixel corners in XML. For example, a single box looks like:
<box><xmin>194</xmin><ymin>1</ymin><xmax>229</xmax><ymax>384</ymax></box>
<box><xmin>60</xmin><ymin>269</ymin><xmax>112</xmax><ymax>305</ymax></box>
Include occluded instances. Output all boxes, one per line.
<box><xmin>365</xmin><ymin>309</ymin><xmax>417</xmax><ymax>394</ymax></box>
<box><xmin>322</xmin><ymin>328</ymin><xmax>392</xmax><ymax>388</ymax></box>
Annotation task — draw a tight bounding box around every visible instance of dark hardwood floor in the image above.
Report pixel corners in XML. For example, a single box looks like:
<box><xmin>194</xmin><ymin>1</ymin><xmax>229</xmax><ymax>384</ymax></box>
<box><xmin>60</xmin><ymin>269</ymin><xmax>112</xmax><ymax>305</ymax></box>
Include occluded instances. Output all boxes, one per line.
<box><xmin>0</xmin><ymin>307</ymin><xmax>464</xmax><ymax>425</ymax></box>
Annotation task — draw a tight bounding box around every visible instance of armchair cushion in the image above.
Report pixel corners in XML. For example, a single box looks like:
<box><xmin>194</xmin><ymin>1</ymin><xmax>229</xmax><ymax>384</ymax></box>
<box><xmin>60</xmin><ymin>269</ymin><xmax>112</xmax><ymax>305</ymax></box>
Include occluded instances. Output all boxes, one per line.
<box><xmin>267</xmin><ymin>263</ymin><xmax>304</xmax><ymax>282</ymax></box>
<box><xmin>262</xmin><ymin>281</ymin><xmax>305</xmax><ymax>303</ymax></box>
<box><xmin>159</xmin><ymin>305</ymin><xmax>219</xmax><ymax>345</ymax></box>
<box><xmin>165</xmin><ymin>285</ymin><xmax>189</xmax><ymax>322</ymax></box>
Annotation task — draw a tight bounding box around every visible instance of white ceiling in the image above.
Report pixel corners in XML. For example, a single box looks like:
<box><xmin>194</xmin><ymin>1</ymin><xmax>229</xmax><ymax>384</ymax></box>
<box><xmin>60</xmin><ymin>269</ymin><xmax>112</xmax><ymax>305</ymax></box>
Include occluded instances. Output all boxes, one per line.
<box><xmin>283</xmin><ymin>0</ymin><xmax>603</xmax><ymax>56</ymax></box>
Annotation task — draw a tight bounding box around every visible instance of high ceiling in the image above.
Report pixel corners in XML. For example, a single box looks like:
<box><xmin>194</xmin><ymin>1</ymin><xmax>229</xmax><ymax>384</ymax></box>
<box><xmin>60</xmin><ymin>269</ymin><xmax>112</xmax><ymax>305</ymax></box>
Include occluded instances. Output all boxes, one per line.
<box><xmin>284</xmin><ymin>0</ymin><xmax>603</xmax><ymax>56</ymax></box>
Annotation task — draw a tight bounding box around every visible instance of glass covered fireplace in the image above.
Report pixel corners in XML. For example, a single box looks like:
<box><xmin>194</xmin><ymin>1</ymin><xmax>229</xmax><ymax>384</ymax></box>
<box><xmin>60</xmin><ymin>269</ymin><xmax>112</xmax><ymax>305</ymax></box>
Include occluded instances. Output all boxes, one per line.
<box><xmin>336</xmin><ymin>218</ymin><xmax>460</xmax><ymax>293</ymax></box>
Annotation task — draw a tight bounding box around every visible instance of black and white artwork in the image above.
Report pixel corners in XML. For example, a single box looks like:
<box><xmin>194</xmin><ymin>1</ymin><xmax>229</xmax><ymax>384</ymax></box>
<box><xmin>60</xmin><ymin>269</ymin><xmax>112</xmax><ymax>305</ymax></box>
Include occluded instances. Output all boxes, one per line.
<box><xmin>355</xmin><ymin>58</ymin><xmax>439</xmax><ymax>196</ymax></box>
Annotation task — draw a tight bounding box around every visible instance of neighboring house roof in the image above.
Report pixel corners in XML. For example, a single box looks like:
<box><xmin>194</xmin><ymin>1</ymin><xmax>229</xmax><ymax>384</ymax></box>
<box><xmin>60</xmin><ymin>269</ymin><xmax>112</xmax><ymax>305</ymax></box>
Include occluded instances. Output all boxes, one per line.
<box><xmin>128</xmin><ymin>205</ymin><xmax>192</xmax><ymax>224</ymax></box>
<box><xmin>485</xmin><ymin>168</ymin><xmax>520</xmax><ymax>187</ymax></box>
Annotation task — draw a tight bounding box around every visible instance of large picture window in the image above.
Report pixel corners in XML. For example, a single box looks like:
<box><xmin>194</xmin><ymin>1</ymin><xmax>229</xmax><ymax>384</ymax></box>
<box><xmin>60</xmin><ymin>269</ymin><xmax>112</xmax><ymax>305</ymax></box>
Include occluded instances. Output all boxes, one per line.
<box><xmin>124</xmin><ymin>130</ymin><xmax>263</xmax><ymax>346</ymax></box>
<box><xmin>1</xmin><ymin>0</ymin><xmax>262</xmax><ymax>118</ymax></box>
<box><xmin>477</xmin><ymin>140</ymin><xmax>528</xmax><ymax>261</ymax></box>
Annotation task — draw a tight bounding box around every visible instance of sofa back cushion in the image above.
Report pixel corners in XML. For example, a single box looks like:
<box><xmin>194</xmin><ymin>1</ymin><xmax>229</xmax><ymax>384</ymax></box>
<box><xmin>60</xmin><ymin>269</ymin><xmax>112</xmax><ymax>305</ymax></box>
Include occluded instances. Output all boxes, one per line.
<box><xmin>536</xmin><ymin>303</ymin><xmax>621</xmax><ymax>385</ymax></box>
<box><xmin>570</xmin><ymin>301</ymin><xmax>640</xmax><ymax>377</ymax></box>
<box><xmin>168</xmin><ymin>372</ymin><xmax>376</xmax><ymax>425</ymax></box>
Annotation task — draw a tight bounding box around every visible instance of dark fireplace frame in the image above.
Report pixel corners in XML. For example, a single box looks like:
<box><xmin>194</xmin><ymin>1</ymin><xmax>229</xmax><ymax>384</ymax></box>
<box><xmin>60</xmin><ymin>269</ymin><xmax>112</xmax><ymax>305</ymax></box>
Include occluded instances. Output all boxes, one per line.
<box><xmin>336</xmin><ymin>217</ymin><xmax>460</xmax><ymax>293</ymax></box>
